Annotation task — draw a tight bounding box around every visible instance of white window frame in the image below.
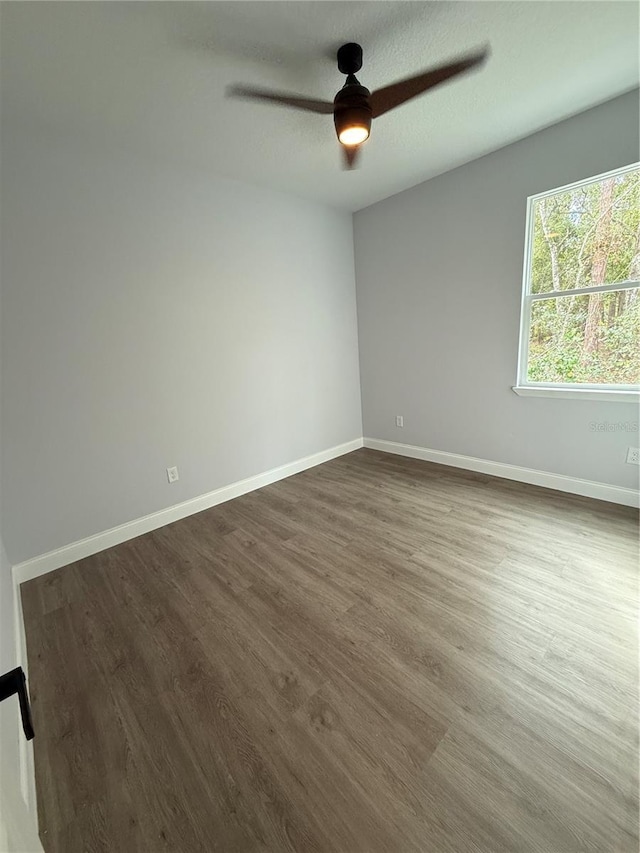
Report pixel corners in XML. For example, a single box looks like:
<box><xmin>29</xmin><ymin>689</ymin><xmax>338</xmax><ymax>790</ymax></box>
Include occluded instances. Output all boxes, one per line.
<box><xmin>513</xmin><ymin>162</ymin><xmax>640</xmax><ymax>402</ymax></box>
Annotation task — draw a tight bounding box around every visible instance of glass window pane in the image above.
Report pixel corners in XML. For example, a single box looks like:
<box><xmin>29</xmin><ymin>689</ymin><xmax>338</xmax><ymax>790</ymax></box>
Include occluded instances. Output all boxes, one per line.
<box><xmin>530</xmin><ymin>167</ymin><xmax>640</xmax><ymax>295</ymax></box>
<box><xmin>527</xmin><ymin>288</ymin><xmax>640</xmax><ymax>385</ymax></box>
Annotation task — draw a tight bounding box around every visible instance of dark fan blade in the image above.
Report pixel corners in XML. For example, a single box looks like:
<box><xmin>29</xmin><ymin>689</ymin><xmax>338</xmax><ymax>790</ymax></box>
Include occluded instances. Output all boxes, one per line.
<box><xmin>342</xmin><ymin>145</ymin><xmax>361</xmax><ymax>170</ymax></box>
<box><xmin>227</xmin><ymin>85</ymin><xmax>334</xmax><ymax>114</ymax></box>
<box><xmin>369</xmin><ymin>48</ymin><xmax>489</xmax><ymax>118</ymax></box>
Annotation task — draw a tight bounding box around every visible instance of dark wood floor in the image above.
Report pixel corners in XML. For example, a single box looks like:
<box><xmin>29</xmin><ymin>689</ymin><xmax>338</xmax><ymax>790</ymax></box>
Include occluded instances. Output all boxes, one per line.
<box><xmin>21</xmin><ymin>449</ymin><xmax>638</xmax><ymax>852</ymax></box>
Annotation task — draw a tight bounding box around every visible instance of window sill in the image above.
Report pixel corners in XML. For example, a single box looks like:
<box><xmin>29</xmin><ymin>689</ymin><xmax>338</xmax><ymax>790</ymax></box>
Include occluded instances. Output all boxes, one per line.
<box><xmin>512</xmin><ymin>386</ymin><xmax>640</xmax><ymax>402</ymax></box>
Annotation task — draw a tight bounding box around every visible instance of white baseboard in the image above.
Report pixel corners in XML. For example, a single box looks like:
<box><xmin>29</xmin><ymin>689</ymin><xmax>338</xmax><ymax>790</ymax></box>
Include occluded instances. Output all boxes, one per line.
<box><xmin>13</xmin><ymin>433</ymin><xmax>637</xmax><ymax>585</ymax></box>
<box><xmin>364</xmin><ymin>438</ymin><xmax>639</xmax><ymax>508</ymax></box>
<box><xmin>12</xmin><ymin>438</ymin><xmax>363</xmax><ymax>586</ymax></box>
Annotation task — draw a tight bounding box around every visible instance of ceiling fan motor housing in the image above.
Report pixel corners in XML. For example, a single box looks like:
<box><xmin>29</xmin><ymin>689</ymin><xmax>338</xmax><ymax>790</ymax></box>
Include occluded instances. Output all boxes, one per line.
<box><xmin>333</xmin><ymin>82</ymin><xmax>372</xmax><ymax>143</ymax></box>
<box><xmin>337</xmin><ymin>43</ymin><xmax>363</xmax><ymax>75</ymax></box>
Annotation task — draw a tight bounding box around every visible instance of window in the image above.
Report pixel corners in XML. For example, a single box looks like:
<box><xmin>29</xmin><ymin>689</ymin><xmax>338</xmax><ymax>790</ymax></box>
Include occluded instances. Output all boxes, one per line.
<box><xmin>514</xmin><ymin>163</ymin><xmax>640</xmax><ymax>400</ymax></box>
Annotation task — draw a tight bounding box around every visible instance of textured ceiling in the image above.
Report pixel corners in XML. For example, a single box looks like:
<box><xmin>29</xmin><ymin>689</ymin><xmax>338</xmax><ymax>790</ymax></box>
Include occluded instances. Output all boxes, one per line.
<box><xmin>1</xmin><ymin>2</ymin><xmax>638</xmax><ymax>211</ymax></box>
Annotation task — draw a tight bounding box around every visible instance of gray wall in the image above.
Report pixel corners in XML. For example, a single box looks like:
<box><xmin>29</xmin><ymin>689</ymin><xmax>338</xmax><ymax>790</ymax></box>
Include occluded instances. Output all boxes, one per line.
<box><xmin>2</xmin><ymin>93</ymin><xmax>638</xmax><ymax>569</ymax></box>
<box><xmin>354</xmin><ymin>91</ymin><xmax>640</xmax><ymax>490</ymax></box>
<box><xmin>0</xmin><ymin>122</ymin><xmax>362</xmax><ymax>564</ymax></box>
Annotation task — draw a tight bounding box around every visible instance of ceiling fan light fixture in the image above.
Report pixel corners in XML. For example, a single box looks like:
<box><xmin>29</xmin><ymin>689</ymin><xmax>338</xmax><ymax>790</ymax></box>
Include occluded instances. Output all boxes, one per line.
<box><xmin>334</xmin><ymin>103</ymin><xmax>372</xmax><ymax>147</ymax></box>
<box><xmin>339</xmin><ymin>125</ymin><xmax>370</xmax><ymax>146</ymax></box>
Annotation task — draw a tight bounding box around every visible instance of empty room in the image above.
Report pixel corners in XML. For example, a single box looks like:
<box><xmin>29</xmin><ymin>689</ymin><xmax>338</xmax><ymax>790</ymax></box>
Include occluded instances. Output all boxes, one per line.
<box><xmin>0</xmin><ymin>2</ymin><xmax>638</xmax><ymax>851</ymax></box>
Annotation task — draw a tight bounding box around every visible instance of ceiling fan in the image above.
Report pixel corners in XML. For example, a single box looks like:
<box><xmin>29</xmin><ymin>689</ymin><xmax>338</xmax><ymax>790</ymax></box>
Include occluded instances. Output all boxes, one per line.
<box><xmin>228</xmin><ymin>42</ymin><xmax>489</xmax><ymax>169</ymax></box>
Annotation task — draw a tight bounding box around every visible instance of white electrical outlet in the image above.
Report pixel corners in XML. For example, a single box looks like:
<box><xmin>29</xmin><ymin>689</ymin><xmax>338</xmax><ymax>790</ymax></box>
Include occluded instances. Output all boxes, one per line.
<box><xmin>626</xmin><ymin>447</ymin><xmax>640</xmax><ymax>465</ymax></box>
<box><xmin>395</xmin><ymin>415</ymin><xmax>404</xmax><ymax>428</ymax></box>
<box><xmin>167</xmin><ymin>466</ymin><xmax>179</xmax><ymax>483</ymax></box>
